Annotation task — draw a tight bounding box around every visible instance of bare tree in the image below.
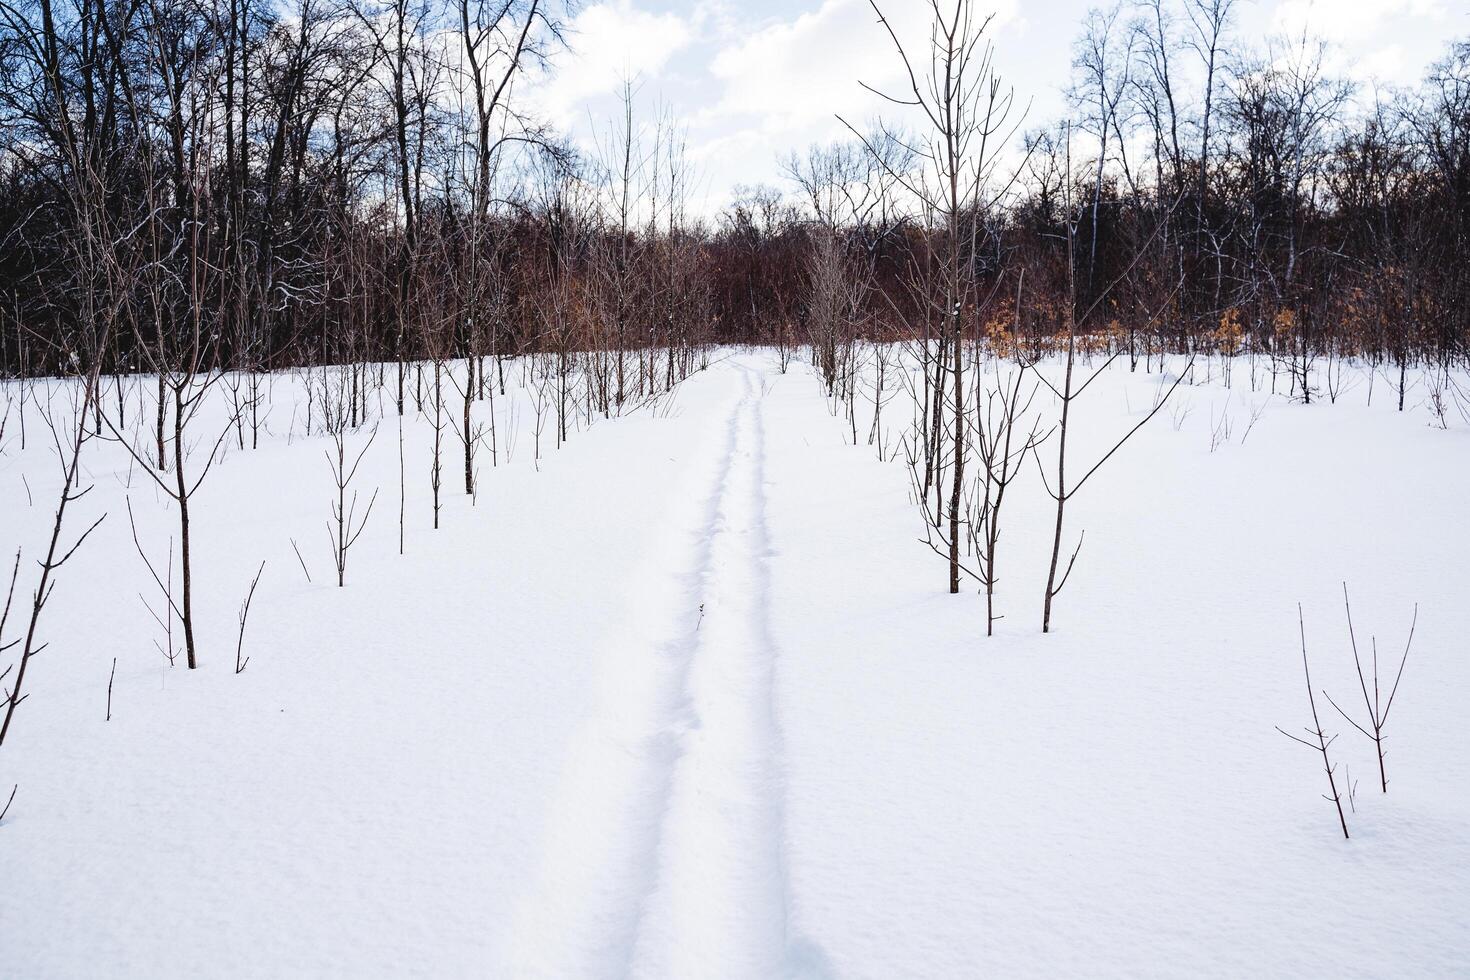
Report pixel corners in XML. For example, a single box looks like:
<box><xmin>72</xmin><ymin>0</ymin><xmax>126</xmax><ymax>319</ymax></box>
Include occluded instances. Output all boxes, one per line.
<box><xmin>852</xmin><ymin>0</ymin><xmax>1027</xmax><ymax>594</ymax></box>
<box><xmin>1071</xmin><ymin>3</ymin><xmax>1135</xmax><ymax>289</ymax></box>
<box><xmin>1182</xmin><ymin>0</ymin><xmax>1237</xmax><ymax>244</ymax></box>
<box><xmin>1028</xmin><ymin>128</ymin><xmax>1190</xmax><ymax>632</ymax></box>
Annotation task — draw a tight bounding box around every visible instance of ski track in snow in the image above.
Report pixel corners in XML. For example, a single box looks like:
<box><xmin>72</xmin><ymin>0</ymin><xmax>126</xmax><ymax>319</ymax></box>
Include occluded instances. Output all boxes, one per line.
<box><xmin>503</xmin><ymin>361</ymin><xmax>796</xmax><ymax>979</ymax></box>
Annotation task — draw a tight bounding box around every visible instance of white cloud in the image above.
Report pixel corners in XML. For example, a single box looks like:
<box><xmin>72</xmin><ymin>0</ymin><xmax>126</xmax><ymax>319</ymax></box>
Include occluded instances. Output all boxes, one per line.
<box><xmin>701</xmin><ymin>0</ymin><xmax>1019</xmax><ymax>143</ymax></box>
<box><xmin>1357</xmin><ymin>44</ymin><xmax>1410</xmax><ymax>85</ymax></box>
<box><xmin>1272</xmin><ymin>0</ymin><xmax>1446</xmax><ymax>44</ymax></box>
<box><xmin>535</xmin><ymin>1</ymin><xmax>693</xmax><ymax>128</ymax></box>
<box><xmin>523</xmin><ymin>0</ymin><xmax>1459</xmax><ymax>215</ymax></box>
<box><xmin>705</xmin><ymin>0</ymin><xmax>884</xmax><ymax>134</ymax></box>
<box><xmin>1266</xmin><ymin>0</ymin><xmax>1450</xmax><ymax>87</ymax></box>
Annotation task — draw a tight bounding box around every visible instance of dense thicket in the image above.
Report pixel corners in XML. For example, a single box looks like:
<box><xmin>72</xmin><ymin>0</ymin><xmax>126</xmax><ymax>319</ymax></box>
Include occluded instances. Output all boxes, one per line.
<box><xmin>0</xmin><ymin>0</ymin><xmax>1466</xmax><ymax>382</ymax></box>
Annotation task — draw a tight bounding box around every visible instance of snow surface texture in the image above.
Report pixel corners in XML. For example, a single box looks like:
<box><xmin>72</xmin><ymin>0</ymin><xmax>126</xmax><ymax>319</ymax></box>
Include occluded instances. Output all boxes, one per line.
<box><xmin>2</xmin><ymin>350</ymin><xmax>1468</xmax><ymax>977</ymax></box>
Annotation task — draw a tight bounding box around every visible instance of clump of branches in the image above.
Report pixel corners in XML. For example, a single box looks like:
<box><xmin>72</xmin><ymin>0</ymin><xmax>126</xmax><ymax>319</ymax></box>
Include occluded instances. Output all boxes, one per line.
<box><xmin>126</xmin><ymin>499</ymin><xmax>183</xmax><ymax>667</ymax></box>
<box><xmin>325</xmin><ymin>415</ymin><xmax>380</xmax><ymax>589</ymax></box>
<box><xmin>0</xmin><ymin>551</ymin><xmax>21</xmax><ymax>735</ymax></box>
<box><xmin>1</xmin><ymin>362</ymin><xmax>111</xmax><ymax>822</ymax></box>
<box><xmin>1323</xmin><ymin>584</ymin><xmax>1418</xmax><ymax>795</ymax></box>
<box><xmin>968</xmin><ymin>352</ymin><xmax>1046</xmax><ymax>635</ymax></box>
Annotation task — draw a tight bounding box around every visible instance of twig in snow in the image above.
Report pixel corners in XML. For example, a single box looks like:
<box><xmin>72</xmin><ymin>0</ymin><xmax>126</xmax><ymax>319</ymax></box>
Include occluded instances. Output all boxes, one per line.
<box><xmin>289</xmin><ymin>538</ymin><xmax>312</xmax><ymax>584</ymax></box>
<box><xmin>1240</xmin><ymin>399</ymin><xmax>1268</xmax><ymax>446</ymax></box>
<box><xmin>235</xmin><ymin>561</ymin><xmax>265</xmax><ymax>674</ymax></box>
<box><xmin>1277</xmin><ymin>604</ymin><xmax>1351</xmax><ymax>839</ymax></box>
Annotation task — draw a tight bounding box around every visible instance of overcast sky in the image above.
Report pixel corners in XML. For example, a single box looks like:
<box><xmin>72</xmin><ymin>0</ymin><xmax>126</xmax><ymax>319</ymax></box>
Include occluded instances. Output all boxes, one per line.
<box><xmin>525</xmin><ymin>0</ymin><xmax>1468</xmax><ymax>216</ymax></box>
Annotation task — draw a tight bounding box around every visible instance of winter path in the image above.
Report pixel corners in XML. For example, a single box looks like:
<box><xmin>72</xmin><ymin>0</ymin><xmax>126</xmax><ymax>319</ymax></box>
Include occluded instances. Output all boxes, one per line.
<box><xmin>503</xmin><ymin>360</ymin><xmax>796</xmax><ymax>979</ymax></box>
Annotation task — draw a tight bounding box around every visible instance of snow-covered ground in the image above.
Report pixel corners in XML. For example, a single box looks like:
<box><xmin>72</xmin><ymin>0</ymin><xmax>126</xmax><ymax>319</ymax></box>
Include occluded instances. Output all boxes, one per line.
<box><xmin>2</xmin><ymin>349</ymin><xmax>1468</xmax><ymax>977</ymax></box>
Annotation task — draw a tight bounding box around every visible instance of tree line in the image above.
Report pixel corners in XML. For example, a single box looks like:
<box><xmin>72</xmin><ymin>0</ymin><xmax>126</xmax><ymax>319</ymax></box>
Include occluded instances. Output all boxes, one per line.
<box><xmin>0</xmin><ymin>0</ymin><xmax>1466</xmax><ymax>388</ymax></box>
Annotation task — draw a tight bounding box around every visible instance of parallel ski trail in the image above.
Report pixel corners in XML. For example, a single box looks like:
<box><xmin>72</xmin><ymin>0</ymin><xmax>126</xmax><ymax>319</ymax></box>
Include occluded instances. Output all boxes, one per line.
<box><xmin>501</xmin><ymin>363</ymin><xmax>791</xmax><ymax>977</ymax></box>
<box><xmin>626</xmin><ymin>365</ymin><xmax>792</xmax><ymax>978</ymax></box>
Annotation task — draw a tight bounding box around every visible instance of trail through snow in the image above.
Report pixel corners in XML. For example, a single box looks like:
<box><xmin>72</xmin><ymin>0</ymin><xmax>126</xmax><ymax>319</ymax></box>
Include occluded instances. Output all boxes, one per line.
<box><xmin>504</xmin><ymin>363</ymin><xmax>796</xmax><ymax>979</ymax></box>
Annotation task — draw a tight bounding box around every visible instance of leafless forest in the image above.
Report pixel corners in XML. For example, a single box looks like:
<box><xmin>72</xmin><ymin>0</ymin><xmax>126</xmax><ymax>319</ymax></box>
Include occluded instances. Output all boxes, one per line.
<box><xmin>2</xmin><ymin>0</ymin><xmax>1467</xmax><ymax>378</ymax></box>
<box><xmin>2</xmin><ymin>0</ymin><xmax>1469</xmax><ymax>759</ymax></box>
